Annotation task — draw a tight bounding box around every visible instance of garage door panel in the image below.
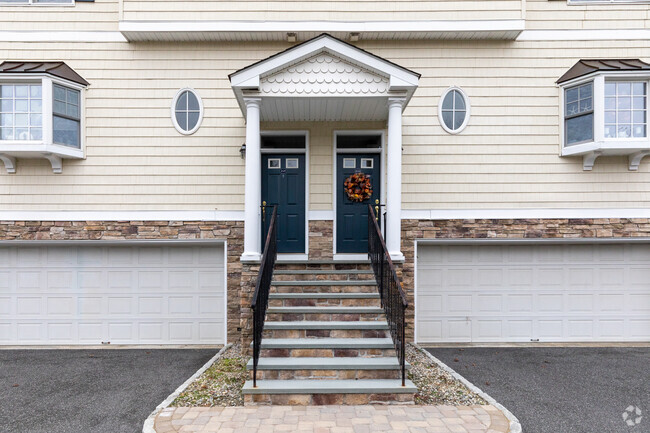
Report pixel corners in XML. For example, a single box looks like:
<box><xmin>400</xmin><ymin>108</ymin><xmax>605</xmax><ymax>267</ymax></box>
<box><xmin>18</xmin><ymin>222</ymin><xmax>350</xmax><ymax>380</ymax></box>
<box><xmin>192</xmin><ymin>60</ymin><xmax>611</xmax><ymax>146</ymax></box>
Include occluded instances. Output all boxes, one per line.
<box><xmin>417</xmin><ymin>243</ymin><xmax>650</xmax><ymax>343</ymax></box>
<box><xmin>0</xmin><ymin>244</ymin><xmax>225</xmax><ymax>345</ymax></box>
<box><xmin>630</xmin><ymin>293</ymin><xmax>650</xmax><ymax>311</ymax></box>
<box><xmin>630</xmin><ymin>320</ymin><xmax>650</xmax><ymax>337</ymax></box>
<box><xmin>599</xmin><ymin>293</ymin><xmax>625</xmax><ymax>312</ymax></box>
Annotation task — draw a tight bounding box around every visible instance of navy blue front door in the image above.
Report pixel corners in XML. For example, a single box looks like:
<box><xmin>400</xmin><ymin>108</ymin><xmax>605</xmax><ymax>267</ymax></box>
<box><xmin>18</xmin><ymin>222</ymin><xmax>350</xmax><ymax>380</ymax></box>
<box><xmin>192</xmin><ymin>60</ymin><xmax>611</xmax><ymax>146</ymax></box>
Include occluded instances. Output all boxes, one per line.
<box><xmin>262</xmin><ymin>154</ymin><xmax>306</xmax><ymax>253</ymax></box>
<box><xmin>336</xmin><ymin>154</ymin><xmax>381</xmax><ymax>253</ymax></box>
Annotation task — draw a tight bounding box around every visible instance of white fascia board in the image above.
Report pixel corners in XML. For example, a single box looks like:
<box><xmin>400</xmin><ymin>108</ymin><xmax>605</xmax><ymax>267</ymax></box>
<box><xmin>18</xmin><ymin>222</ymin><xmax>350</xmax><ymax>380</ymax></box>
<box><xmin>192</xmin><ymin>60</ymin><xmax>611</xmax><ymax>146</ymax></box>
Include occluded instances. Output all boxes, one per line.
<box><xmin>0</xmin><ymin>210</ymin><xmax>245</xmax><ymax>222</ymax></box>
<box><xmin>0</xmin><ymin>31</ymin><xmax>127</xmax><ymax>43</ymax></box>
<box><xmin>230</xmin><ymin>34</ymin><xmax>419</xmax><ymax>90</ymax></box>
<box><xmin>518</xmin><ymin>29</ymin><xmax>650</xmax><ymax>42</ymax></box>
<box><xmin>120</xmin><ymin>19</ymin><xmax>524</xmax><ymax>36</ymax></box>
<box><xmin>401</xmin><ymin>208</ymin><xmax>650</xmax><ymax>220</ymax></box>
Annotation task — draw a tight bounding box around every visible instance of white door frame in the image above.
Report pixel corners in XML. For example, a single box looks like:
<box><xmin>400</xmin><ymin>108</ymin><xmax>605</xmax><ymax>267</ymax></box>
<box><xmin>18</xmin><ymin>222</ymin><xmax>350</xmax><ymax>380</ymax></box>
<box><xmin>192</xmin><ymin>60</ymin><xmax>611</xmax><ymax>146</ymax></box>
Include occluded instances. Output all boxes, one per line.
<box><xmin>332</xmin><ymin>130</ymin><xmax>386</xmax><ymax>259</ymax></box>
<box><xmin>260</xmin><ymin>130</ymin><xmax>310</xmax><ymax>259</ymax></box>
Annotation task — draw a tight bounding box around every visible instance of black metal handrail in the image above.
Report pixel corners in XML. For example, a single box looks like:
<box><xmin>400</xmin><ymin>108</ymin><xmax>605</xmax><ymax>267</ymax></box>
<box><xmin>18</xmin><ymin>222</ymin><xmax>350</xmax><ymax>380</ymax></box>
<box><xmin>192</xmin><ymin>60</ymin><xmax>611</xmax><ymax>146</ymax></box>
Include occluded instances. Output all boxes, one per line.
<box><xmin>251</xmin><ymin>205</ymin><xmax>278</xmax><ymax>387</ymax></box>
<box><xmin>367</xmin><ymin>204</ymin><xmax>408</xmax><ymax>386</ymax></box>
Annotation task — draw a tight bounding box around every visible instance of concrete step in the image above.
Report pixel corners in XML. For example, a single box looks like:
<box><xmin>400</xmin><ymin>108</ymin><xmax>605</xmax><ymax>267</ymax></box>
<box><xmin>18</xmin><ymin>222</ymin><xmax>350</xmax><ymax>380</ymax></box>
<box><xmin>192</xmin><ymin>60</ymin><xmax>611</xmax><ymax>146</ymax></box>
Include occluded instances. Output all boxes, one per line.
<box><xmin>264</xmin><ymin>321</ymin><xmax>388</xmax><ymax>330</ymax></box>
<box><xmin>269</xmin><ymin>293</ymin><xmax>379</xmax><ymax>299</ymax></box>
<box><xmin>246</xmin><ymin>357</ymin><xmax>408</xmax><ymax>371</ymax></box>
<box><xmin>242</xmin><ymin>379</ymin><xmax>417</xmax><ymax>395</ymax></box>
<box><xmin>274</xmin><ymin>269</ymin><xmax>374</xmax><ymax>275</ymax></box>
<box><xmin>266</xmin><ymin>306</ymin><xmax>383</xmax><ymax>315</ymax></box>
<box><xmin>255</xmin><ymin>337</ymin><xmax>394</xmax><ymax>350</ymax></box>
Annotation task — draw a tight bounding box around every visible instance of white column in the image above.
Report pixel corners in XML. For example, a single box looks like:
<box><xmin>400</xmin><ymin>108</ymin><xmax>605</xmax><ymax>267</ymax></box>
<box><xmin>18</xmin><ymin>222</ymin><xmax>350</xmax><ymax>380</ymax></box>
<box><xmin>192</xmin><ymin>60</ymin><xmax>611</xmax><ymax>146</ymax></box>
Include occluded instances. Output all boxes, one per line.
<box><xmin>241</xmin><ymin>98</ymin><xmax>262</xmax><ymax>262</ymax></box>
<box><xmin>386</xmin><ymin>98</ymin><xmax>405</xmax><ymax>261</ymax></box>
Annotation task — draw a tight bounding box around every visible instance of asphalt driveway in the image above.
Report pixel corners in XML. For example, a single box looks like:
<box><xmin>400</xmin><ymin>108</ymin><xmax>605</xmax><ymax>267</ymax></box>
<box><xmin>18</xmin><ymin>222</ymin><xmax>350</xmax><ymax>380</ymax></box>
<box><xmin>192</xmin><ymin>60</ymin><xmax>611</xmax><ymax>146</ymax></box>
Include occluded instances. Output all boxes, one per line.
<box><xmin>0</xmin><ymin>349</ymin><xmax>217</xmax><ymax>433</ymax></box>
<box><xmin>428</xmin><ymin>347</ymin><xmax>649</xmax><ymax>433</ymax></box>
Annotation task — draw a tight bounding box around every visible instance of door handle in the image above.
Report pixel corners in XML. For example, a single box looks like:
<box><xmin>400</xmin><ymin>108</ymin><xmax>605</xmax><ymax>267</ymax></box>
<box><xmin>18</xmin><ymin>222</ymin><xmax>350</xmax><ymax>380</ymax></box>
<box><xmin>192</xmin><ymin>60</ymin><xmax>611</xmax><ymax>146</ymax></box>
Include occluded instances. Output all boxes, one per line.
<box><xmin>375</xmin><ymin>199</ymin><xmax>380</xmax><ymax>221</ymax></box>
<box><xmin>261</xmin><ymin>201</ymin><xmax>267</xmax><ymax>224</ymax></box>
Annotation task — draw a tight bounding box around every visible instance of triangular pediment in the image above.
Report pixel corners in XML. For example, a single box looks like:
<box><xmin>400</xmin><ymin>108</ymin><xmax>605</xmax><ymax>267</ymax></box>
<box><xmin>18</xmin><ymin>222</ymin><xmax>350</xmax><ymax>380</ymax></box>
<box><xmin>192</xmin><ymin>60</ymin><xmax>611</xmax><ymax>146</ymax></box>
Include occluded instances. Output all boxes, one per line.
<box><xmin>259</xmin><ymin>51</ymin><xmax>390</xmax><ymax>96</ymax></box>
<box><xmin>229</xmin><ymin>34</ymin><xmax>419</xmax><ymax>121</ymax></box>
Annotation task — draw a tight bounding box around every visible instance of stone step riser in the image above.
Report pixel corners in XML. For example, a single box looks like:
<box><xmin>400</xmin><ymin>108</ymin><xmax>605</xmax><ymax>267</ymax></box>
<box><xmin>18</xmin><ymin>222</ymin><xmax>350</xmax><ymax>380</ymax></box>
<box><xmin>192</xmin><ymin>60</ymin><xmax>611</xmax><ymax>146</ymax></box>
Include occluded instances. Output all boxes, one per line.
<box><xmin>273</xmin><ymin>274</ymin><xmax>375</xmax><ymax>282</ymax></box>
<box><xmin>251</xmin><ymin>369</ymin><xmax>401</xmax><ymax>381</ymax></box>
<box><xmin>244</xmin><ymin>393</ymin><xmax>414</xmax><ymax>406</ymax></box>
<box><xmin>268</xmin><ymin>298</ymin><xmax>381</xmax><ymax>308</ymax></box>
<box><xmin>260</xmin><ymin>348</ymin><xmax>396</xmax><ymax>358</ymax></box>
<box><xmin>272</xmin><ymin>286</ymin><xmax>378</xmax><ymax>294</ymax></box>
<box><xmin>274</xmin><ymin>264</ymin><xmax>372</xmax><ymax>272</ymax></box>
<box><xmin>263</xmin><ymin>329</ymin><xmax>389</xmax><ymax>339</ymax></box>
<box><xmin>266</xmin><ymin>313</ymin><xmax>385</xmax><ymax>322</ymax></box>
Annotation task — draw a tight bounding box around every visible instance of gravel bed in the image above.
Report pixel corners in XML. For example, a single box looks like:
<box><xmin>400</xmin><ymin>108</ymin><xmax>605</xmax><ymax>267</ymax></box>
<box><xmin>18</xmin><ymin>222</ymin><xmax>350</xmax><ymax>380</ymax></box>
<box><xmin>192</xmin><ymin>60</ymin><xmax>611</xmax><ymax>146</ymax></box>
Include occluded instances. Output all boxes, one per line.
<box><xmin>171</xmin><ymin>344</ymin><xmax>249</xmax><ymax>407</ymax></box>
<box><xmin>407</xmin><ymin>343</ymin><xmax>487</xmax><ymax>406</ymax></box>
<box><xmin>171</xmin><ymin>342</ymin><xmax>485</xmax><ymax>407</ymax></box>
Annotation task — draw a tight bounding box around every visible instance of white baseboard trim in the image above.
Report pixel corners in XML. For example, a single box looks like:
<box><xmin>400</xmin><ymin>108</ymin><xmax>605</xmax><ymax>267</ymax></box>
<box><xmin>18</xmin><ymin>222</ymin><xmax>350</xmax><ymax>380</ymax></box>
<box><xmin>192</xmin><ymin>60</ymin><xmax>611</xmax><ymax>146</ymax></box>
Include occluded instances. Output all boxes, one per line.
<box><xmin>401</xmin><ymin>208</ymin><xmax>650</xmax><ymax>220</ymax></box>
<box><xmin>308</xmin><ymin>210</ymin><xmax>334</xmax><ymax>221</ymax></box>
<box><xmin>0</xmin><ymin>210</ymin><xmax>245</xmax><ymax>222</ymax></box>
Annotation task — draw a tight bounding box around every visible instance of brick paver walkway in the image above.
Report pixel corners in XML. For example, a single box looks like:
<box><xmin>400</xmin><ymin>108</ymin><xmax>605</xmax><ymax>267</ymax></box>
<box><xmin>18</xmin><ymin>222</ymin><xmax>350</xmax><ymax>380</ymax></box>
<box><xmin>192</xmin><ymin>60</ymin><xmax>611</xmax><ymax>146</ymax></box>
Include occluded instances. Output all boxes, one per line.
<box><xmin>154</xmin><ymin>405</ymin><xmax>510</xmax><ymax>433</ymax></box>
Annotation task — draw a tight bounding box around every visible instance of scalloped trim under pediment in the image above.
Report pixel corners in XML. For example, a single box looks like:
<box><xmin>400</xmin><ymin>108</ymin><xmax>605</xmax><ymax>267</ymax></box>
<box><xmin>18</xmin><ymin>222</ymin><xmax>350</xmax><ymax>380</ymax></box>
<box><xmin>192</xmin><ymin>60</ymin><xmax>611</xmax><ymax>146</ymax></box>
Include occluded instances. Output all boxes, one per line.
<box><xmin>260</xmin><ymin>52</ymin><xmax>390</xmax><ymax>96</ymax></box>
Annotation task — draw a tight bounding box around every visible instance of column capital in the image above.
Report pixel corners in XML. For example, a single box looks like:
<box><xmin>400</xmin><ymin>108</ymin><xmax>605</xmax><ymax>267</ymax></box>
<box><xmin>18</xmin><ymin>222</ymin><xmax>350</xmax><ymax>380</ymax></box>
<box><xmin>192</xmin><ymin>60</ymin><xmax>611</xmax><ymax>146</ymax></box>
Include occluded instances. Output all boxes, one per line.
<box><xmin>243</xmin><ymin>97</ymin><xmax>262</xmax><ymax>108</ymax></box>
<box><xmin>388</xmin><ymin>97</ymin><xmax>406</xmax><ymax>109</ymax></box>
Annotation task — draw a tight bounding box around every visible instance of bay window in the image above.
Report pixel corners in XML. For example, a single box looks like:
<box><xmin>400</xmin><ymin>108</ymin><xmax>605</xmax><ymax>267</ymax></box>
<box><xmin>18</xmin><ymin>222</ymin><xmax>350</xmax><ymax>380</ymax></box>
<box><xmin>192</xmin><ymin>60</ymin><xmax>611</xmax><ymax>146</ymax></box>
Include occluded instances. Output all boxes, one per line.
<box><xmin>558</xmin><ymin>59</ymin><xmax>650</xmax><ymax>170</ymax></box>
<box><xmin>0</xmin><ymin>65</ymin><xmax>87</xmax><ymax>174</ymax></box>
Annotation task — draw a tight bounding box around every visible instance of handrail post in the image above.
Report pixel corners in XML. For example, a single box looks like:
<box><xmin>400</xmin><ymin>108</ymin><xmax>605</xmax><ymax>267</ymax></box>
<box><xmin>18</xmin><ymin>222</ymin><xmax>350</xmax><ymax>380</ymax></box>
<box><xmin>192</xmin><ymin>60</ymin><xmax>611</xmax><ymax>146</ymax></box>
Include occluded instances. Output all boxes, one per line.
<box><xmin>252</xmin><ymin>306</ymin><xmax>257</xmax><ymax>388</ymax></box>
<box><xmin>250</xmin><ymin>206</ymin><xmax>278</xmax><ymax>391</ymax></box>
<box><xmin>400</xmin><ymin>304</ymin><xmax>406</xmax><ymax>386</ymax></box>
<box><xmin>367</xmin><ymin>204</ymin><xmax>409</xmax><ymax>389</ymax></box>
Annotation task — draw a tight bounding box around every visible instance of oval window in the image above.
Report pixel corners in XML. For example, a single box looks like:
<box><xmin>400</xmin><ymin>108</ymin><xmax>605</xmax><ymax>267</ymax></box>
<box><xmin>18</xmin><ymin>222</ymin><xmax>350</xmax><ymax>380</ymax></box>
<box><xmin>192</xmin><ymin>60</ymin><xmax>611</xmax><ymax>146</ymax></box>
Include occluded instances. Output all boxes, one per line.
<box><xmin>171</xmin><ymin>88</ymin><xmax>203</xmax><ymax>135</ymax></box>
<box><xmin>438</xmin><ymin>87</ymin><xmax>470</xmax><ymax>134</ymax></box>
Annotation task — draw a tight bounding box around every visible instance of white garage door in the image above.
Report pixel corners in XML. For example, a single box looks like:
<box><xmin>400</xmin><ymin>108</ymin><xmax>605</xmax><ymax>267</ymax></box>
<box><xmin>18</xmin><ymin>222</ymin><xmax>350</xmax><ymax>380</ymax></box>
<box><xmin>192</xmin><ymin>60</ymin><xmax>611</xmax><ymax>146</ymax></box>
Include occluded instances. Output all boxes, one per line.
<box><xmin>416</xmin><ymin>243</ymin><xmax>650</xmax><ymax>343</ymax></box>
<box><xmin>0</xmin><ymin>243</ymin><xmax>225</xmax><ymax>345</ymax></box>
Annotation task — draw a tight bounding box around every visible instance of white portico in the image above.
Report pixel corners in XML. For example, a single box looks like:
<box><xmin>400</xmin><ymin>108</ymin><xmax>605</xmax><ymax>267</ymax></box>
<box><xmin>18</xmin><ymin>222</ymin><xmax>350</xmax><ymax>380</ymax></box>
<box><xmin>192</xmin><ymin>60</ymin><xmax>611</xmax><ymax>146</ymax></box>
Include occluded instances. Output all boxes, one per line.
<box><xmin>230</xmin><ymin>34</ymin><xmax>419</xmax><ymax>262</ymax></box>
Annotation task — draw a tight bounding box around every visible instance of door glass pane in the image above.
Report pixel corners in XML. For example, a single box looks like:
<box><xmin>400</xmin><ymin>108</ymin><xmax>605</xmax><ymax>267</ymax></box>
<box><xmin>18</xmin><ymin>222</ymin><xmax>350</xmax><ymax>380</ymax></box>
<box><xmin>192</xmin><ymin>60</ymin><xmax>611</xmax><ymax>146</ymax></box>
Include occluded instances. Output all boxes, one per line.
<box><xmin>360</xmin><ymin>158</ymin><xmax>374</xmax><ymax>169</ymax></box>
<box><xmin>285</xmin><ymin>158</ymin><xmax>299</xmax><ymax>169</ymax></box>
<box><xmin>343</xmin><ymin>158</ymin><xmax>356</xmax><ymax>169</ymax></box>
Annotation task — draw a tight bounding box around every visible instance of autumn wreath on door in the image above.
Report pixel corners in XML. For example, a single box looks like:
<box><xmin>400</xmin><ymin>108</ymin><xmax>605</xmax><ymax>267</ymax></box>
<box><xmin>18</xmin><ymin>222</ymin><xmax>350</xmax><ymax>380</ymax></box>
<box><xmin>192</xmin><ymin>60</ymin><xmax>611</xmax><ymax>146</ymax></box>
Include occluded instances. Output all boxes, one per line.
<box><xmin>344</xmin><ymin>172</ymin><xmax>373</xmax><ymax>202</ymax></box>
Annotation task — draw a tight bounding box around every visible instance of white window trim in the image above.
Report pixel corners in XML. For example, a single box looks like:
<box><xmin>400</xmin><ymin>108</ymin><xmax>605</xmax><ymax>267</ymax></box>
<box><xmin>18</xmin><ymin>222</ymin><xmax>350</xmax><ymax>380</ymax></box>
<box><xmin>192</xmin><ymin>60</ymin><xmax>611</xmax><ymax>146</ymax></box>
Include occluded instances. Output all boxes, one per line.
<box><xmin>568</xmin><ymin>0</ymin><xmax>650</xmax><ymax>4</ymax></box>
<box><xmin>0</xmin><ymin>73</ymin><xmax>85</xmax><ymax>173</ymax></box>
<box><xmin>438</xmin><ymin>86</ymin><xmax>471</xmax><ymax>134</ymax></box>
<box><xmin>0</xmin><ymin>0</ymin><xmax>74</xmax><ymax>6</ymax></box>
<box><xmin>170</xmin><ymin>88</ymin><xmax>204</xmax><ymax>135</ymax></box>
<box><xmin>558</xmin><ymin>70</ymin><xmax>650</xmax><ymax>171</ymax></box>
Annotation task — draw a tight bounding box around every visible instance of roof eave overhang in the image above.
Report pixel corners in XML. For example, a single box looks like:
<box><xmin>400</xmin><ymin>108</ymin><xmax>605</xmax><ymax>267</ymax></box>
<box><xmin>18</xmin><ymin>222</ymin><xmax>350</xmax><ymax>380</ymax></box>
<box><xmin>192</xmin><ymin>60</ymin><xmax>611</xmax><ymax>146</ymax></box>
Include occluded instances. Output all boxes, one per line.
<box><xmin>118</xmin><ymin>20</ymin><xmax>525</xmax><ymax>42</ymax></box>
<box><xmin>557</xmin><ymin>69</ymin><xmax>650</xmax><ymax>87</ymax></box>
<box><xmin>0</xmin><ymin>72</ymin><xmax>88</xmax><ymax>89</ymax></box>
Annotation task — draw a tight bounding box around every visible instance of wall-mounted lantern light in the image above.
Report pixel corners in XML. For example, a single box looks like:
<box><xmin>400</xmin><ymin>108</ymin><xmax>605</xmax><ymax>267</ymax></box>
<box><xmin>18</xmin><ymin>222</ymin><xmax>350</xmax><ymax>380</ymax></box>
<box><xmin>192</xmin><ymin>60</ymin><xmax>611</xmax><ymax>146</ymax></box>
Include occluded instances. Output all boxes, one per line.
<box><xmin>239</xmin><ymin>143</ymin><xmax>246</xmax><ymax>159</ymax></box>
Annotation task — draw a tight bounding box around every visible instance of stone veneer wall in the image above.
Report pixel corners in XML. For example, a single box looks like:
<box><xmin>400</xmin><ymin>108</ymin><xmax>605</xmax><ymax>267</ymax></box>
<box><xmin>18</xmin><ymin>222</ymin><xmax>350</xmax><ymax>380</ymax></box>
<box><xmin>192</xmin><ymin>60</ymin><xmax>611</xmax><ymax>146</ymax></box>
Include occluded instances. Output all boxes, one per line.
<box><xmin>309</xmin><ymin>220</ymin><xmax>333</xmax><ymax>260</ymax></box>
<box><xmin>0</xmin><ymin>220</ymin><xmax>245</xmax><ymax>343</ymax></box>
<box><xmin>399</xmin><ymin>218</ymin><xmax>650</xmax><ymax>341</ymax></box>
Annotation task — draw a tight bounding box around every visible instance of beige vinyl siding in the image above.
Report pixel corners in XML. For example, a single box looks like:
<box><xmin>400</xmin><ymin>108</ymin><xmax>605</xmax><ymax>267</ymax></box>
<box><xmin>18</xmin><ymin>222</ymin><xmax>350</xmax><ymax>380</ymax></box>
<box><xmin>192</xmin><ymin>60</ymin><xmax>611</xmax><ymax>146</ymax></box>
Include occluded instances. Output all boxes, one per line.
<box><xmin>526</xmin><ymin>0</ymin><xmax>650</xmax><ymax>30</ymax></box>
<box><xmin>0</xmin><ymin>0</ymin><xmax>118</xmax><ymax>31</ymax></box>
<box><xmin>2</xmin><ymin>40</ymin><xmax>650</xmax><ymax>211</ymax></box>
<box><xmin>121</xmin><ymin>0</ymin><xmax>523</xmax><ymax>21</ymax></box>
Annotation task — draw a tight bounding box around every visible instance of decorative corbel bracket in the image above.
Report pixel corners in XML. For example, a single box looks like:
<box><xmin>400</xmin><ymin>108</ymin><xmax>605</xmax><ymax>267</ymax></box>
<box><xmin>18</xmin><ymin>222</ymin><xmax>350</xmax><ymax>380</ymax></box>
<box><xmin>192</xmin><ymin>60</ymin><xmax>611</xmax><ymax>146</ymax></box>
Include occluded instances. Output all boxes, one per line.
<box><xmin>42</xmin><ymin>153</ymin><xmax>63</xmax><ymax>174</ymax></box>
<box><xmin>628</xmin><ymin>150</ymin><xmax>650</xmax><ymax>171</ymax></box>
<box><xmin>0</xmin><ymin>154</ymin><xmax>16</xmax><ymax>174</ymax></box>
<box><xmin>582</xmin><ymin>151</ymin><xmax>603</xmax><ymax>171</ymax></box>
